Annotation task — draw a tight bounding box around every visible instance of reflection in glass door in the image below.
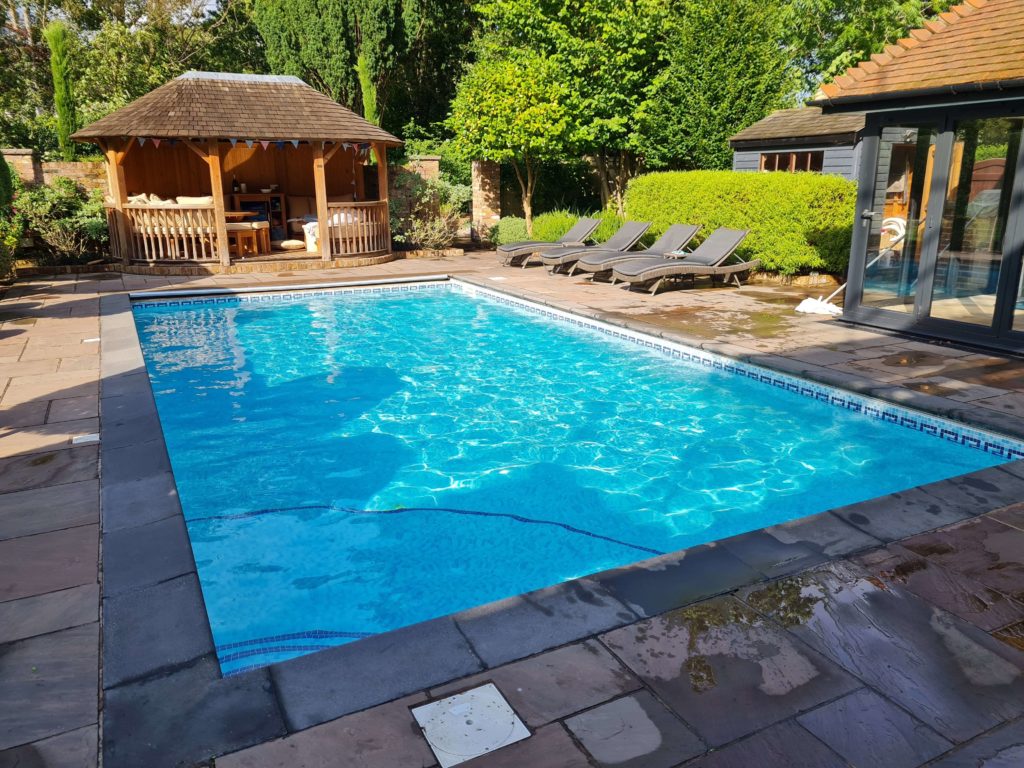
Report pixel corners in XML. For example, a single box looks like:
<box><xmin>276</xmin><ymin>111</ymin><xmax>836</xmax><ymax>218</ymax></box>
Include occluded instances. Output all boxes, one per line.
<box><xmin>929</xmin><ymin>118</ymin><xmax>1023</xmax><ymax>327</ymax></box>
<box><xmin>859</xmin><ymin>126</ymin><xmax>938</xmax><ymax>313</ymax></box>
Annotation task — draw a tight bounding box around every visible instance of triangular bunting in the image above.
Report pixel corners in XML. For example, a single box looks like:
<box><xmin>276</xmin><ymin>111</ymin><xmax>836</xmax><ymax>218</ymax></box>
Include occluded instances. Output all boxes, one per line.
<box><xmin>152</xmin><ymin>139</ymin><xmax>161</xmax><ymax>148</ymax></box>
<box><xmin>291</xmin><ymin>140</ymin><xmax>300</xmax><ymax>148</ymax></box>
<box><xmin>260</xmin><ymin>140</ymin><xmax>270</xmax><ymax>150</ymax></box>
<box><xmin>275</xmin><ymin>141</ymin><xmax>285</xmax><ymax>150</ymax></box>
<box><xmin>245</xmin><ymin>140</ymin><xmax>254</xmax><ymax>149</ymax></box>
<box><xmin>137</xmin><ymin>137</ymin><xmax>146</xmax><ymax>146</ymax></box>
<box><xmin>229</xmin><ymin>138</ymin><xmax>238</xmax><ymax>147</ymax></box>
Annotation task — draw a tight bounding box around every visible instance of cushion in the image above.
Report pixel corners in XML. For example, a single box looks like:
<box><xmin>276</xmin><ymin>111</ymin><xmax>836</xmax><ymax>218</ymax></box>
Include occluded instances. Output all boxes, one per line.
<box><xmin>278</xmin><ymin>239</ymin><xmax>306</xmax><ymax>250</ymax></box>
<box><xmin>176</xmin><ymin>195</ymin><xmax>214</xmax><ymax>205</ymax></box>
<box><xmin>147</xmin><ymin>194</ymin><xmax>175</xmax><ymax>206</ymax></box>
<box><xmin>127</xmin><ymin>193</ymin><xmax>149</xmax><ymax>204</ymax></box>
<box><xmin>225</xmin><ymin>222</ymin><xmax>253</xmax><ymax>231</ymax></box>
<box><xmin>250</xmin><ymin>220</ymin><xmax>270</xmax><ymax>229</ymax></box>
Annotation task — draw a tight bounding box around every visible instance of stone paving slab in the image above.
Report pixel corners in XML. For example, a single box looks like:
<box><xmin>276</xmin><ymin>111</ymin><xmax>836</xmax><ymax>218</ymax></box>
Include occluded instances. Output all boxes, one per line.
<box><xmin>686</xmin><ymin>720</ymin><xmax>848</xmax><ymax>768</ymax></box>
<box><xmin>218</xmin><ymin>694</ymin><xmax>434</xmax><ymax>768</ymax></box>
<box><xmin>0</xmin><ymin>724</ymin><xmax>97</xmax><ymax>768</ymax></box>
<box><xmin>460</xmin><ymin>724</ymin><xmax>589</xmax><ymax>768</ymax></box>
<box><xmin>101</xmin><ymin>514</ymin><xmax>196</xmax><ymax>595</ymax></box>
<box><xmin>927</xmin><ymin>718</ymin><xmax>1024</xmax><ymax>766</ymax></box>
<box><xmin>0</xmin><ymin>623</ymin><xmax>98</xmax><ymax>750</ymax></box>
<box><xmin>565</xmin><ymin>690</ymin><xmax>705</xmax><ymax>768</ymax></box>
<box><xmin>742</xmin><ymin>561</ymin><xmax>1024</xmax><ymax>743</ymax></box>
<box><xmin>0</xmin><ymin>479</ymin><xmax>98</xmax><ymax>541</ymax></box>
<box><xmin>601</xmin><ymin>596</ymin><xmax>858</xmax><ymax>746</ymax></box>
<box><xmin>0</xmin><ymin>445</ymin><xmax>97</xmax><ymax>494</ymax></box>
<box><xmin>430</xmin><ymin>640</ymin><xmax>640</xmax><ymax>729</ymax></box>
<box><xmin>796</xmin><ymin>688</ymin><xmax>952</xmax><ymax>768</ymax></box>
<box><xmin>0</xmin><ymin>524</ymin><xmax>98</xmax><ymax>602</ymax></box>
<box><xmin>0</xmin><ymin>583</ymin><xmax>98</xmax><ymax>644</ymax></box>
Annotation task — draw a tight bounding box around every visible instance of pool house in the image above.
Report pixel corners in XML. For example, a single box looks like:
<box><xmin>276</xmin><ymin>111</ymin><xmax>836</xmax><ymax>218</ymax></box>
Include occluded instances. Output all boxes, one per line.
<box><xmin>813</xmin><ymin>0</ymin><xmax>1024</xmax><ymax>352</ymax></box>
<box><xmin>72</xmin><ymin>72</ymin><xmax>402</xmax><ymax>267</ymax></box>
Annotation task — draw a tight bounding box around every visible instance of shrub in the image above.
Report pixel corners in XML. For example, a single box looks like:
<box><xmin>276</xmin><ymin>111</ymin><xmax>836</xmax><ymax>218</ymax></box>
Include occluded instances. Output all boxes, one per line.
<box><xmin>491</xmin><ymin>209</ymin><xmax>627</xmax><ymax>247</ymax></box>
<box><xmin>16</xmin><ymin>177</ymin><xmax>108</xmax><ymax>264</ymax></box>
<box><xmin>490</xmin><ymin>216</ymin><xmax>528</xmax><ymax>246</ymax></box>
<box><xmin>0</xmin><ymin>162</ymin><xmax>24</xmax><ymax>279</ymax></box>
<box><xmin>390</xmin><ymin>169</ymin><xmax>469</xmax><ymax>251</ymax></box>
<box><xmin>624</xmin><ymin>170</ymin><xmax>857</xmax><ymax>274</ymax></box>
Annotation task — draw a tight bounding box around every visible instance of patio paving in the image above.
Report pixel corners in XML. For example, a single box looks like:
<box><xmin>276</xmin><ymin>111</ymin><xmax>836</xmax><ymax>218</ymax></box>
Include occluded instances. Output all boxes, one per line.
<box><xmin>2</xmin><ymin>252</ymin><xmax>1024</xmax><ymax>767</ymax></box>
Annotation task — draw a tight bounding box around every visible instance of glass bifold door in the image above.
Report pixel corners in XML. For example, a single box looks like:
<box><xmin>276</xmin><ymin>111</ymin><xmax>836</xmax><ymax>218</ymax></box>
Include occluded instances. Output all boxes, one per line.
<box><xmin>848</xmin><ymin>112</ymin><xmax>1024</xmax><ymax>347</ymax></box>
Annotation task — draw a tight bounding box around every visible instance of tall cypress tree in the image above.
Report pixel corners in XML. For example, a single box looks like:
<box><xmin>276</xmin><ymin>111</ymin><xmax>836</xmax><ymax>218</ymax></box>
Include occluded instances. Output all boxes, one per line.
<box><xmin>43</xmin><ymin>21</ymin><xmax>78</xmax><ymax>162</ymax></box>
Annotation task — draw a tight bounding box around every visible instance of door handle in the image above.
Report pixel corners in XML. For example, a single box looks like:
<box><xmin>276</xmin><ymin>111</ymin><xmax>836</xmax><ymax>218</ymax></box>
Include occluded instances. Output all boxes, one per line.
<box><xmin>860</xmin><ymin>209</ymin><xmax>879</xmax><ymax>220</ymax></box>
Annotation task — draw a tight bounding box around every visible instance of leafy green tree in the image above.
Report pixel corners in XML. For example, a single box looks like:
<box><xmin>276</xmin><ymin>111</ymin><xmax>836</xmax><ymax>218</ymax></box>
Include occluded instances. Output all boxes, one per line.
<box><xmin>784</xmin><ymin>0</ymin><xmax>954</xmax><ymax>91</ymax></box>
<box><xmin>43</xmin><ymin>21</ymin><xmax>78</xmax><ymax>160</ymax></box>
<box><xmin>635</xmin><ymin>0</ymin><xmax>797</xmax><ymax>171</ymax></box>
<box><xmin>474</xmin><ymin>0</ymin><xmax>670</xmax><ymax>214</ymax></box>
<box><xmin>356</xmin><ymin>52</ymin><xmax>379</xmax><ymax>125</ymax></box>
<box><xmin>447</xmin><ymin>47</ymin><xmax>572</xmax><ymax>234</ymax></box>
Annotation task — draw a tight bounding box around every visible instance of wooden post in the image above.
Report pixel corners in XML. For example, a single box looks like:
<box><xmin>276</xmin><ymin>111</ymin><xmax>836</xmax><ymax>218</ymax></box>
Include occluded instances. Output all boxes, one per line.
<box><xmin>374</xmin><ymin>143</ymin><xmax>390</xmax><ymax>253</ymax></box>
<box><xmin>206</xmin><ymin>140</ymin><xmax>231</xmax><ymax>266</ymax></box>
<box><xmin>313</xmin><ymin>141</ymin><xmax>330</xmax><ymax>261</ymax></box>
<box><xmin>103</xmin><ymin>139</ymin><xmax>131</xmax><ymax>263</ymax></box>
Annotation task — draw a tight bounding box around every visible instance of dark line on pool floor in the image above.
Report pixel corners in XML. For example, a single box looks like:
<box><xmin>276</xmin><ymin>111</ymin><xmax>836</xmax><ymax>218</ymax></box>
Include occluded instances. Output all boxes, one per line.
<box><xmin>190</xmin><ymin>504</ymin><xmax>666</xmax><ymax>556</ymax></box>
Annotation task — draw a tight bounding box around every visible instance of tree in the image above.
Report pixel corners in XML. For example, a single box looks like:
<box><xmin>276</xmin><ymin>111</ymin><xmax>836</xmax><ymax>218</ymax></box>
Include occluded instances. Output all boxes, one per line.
<box><xmin>356</xmin><ymin>52</ymin><xmax>379</xmax><ymax>125</ymax></box>
<box><xmin>783</xmin><ymin>0</ymin><xmax>955</xmax><ymax>92</ymax></box>
<box><xmin>447</xmin><ymin>48</ymin><xmax>572</xmax><ymax>234</ymax></box>
<box><xmin>635</xmin><ymin>0</ymin><xmax>797</xmax><ymax>171</ymax></box>
<box><xmin>474</xmin><ymin>0</ymin><xmax>671</xmax><ymax>215</ymax></box>
<box><xmin>43</xmin><ymin>21</ymin><xmax>77</xmax><ymax>161</ymax></box>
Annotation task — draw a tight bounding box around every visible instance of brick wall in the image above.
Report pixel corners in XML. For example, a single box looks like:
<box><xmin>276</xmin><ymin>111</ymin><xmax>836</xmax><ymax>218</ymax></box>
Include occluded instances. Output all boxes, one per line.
<box><xmin>471</xmin><ymin>160</ymin><xmax>501</xmax><ymax>242</ymax></box>
<box><xmin>405</xmin><ymin>154</ymin><xmax>441</xmax><ymax>181</ymax></box>
<box><xmin>1</xmin><ymin>148</ymin><xmax>106</xmax><ymax>194</ymax></box>
<box><xmin>2</xmin><ymin>148</ymin><xmax>41</xmax><ymax>184</ymax></box>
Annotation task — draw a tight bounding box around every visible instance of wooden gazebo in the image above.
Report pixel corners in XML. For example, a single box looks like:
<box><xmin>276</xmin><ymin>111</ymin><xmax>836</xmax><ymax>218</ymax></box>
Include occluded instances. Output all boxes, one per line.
<box><xmin>72</xmin><ymin>72</ymin><xmax>402</xmax><ymax>266</ymax></box>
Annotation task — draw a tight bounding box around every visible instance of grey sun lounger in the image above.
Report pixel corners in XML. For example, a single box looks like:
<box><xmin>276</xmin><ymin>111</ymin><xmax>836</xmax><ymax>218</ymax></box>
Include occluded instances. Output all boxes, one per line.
<box><xmin>539</xmin><ymin>221</ymin><xmax>652</xmax><ymax>272</ymax></box>
<box><xmin>610</xmin><ymin>227</ymin><xmax>756</xmax><ymax>294</ymax></box>
<box><xmin>496</xmin><ymin>217</ymin><xmax>601</xmax><ymax>266</ymax></box>
<box><xmin>568</xmin><ymin>223</ymin><xmax>701</xmax><ymax>278</ymax></box>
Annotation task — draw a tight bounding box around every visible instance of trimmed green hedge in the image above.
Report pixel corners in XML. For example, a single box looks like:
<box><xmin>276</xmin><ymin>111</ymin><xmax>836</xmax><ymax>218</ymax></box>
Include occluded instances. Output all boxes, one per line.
<box><xmin>624</xmin><ymin>171</ymin><xmax>857</xmax><ymax>275</ymax></box>
<box><xmin>490</xmin><ymin>209</ymin><xmax>624</xmax><ymax>246</ymax></box>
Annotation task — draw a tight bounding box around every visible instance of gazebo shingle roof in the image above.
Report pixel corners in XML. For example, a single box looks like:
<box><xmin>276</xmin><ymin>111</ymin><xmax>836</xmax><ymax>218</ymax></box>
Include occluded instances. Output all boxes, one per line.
<box><xmin>810</xmin><ymin>0</ymin><xmax>1024</xmax><ymax>106</ymax></box>
<box><xmin>72</xmin><ymin>72</ymin><xmax>401</xmax><ymax>145</ymax></box>
<box><xmin>729</xmin><ymin>107</ymin><xmax>865</xmax><ymax>147</ymax></box>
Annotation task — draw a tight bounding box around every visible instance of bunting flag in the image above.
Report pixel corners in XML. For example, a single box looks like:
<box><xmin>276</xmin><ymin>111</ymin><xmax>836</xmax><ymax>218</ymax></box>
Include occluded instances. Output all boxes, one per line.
<box><xmin>137</xmin><ymin>137</ymin><xmax>146</xmax><ymax>147</ymax></box>
<box><xmin>358</xmin><ymin>143</ymin><xmax>371</xmax><ymax>149</ymax></box>
<box><xmin>229</xmin><ymin>138</ymin><xmax>238</xmax><ymax>147</ymax></box>
<box><xmin>152</xmin><ymin>139</ymin><xmax>161</xmax><ymax>148</ymax></box>
<box><xmin>275</xmin><ymin>141</ymin><xmax>286</xmax><ymax>150</ymax></box>
<box><xmin>167</xmin><ymin>139</ymin><xmax>177</xmax><ymax>146</ymax></box>
<box><xmin>260</xmin><ymin>140</ymin><xmax>270</xmax><ymax>150</ymax></box>
<box><xmin>341</xmin><ymin>142</ymin><xmax>351</xmax><ymax>151</ymax></box>
<box><xmin>291</xmin><ymin>140</ymin><xmax>300</xmax><ymax>149</ymax></box>
<box><xmin>245</xmin><ymin>140</ymin><xmax>254</xmax><ymax>149</ymax></box>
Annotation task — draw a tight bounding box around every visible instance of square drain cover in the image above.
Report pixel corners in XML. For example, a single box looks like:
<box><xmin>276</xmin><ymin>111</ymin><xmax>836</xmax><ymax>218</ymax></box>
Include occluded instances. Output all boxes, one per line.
<box><xmin>412</xmin><ymin>683</ymin><xmax>529</xmax><ymax>767</ymax></box>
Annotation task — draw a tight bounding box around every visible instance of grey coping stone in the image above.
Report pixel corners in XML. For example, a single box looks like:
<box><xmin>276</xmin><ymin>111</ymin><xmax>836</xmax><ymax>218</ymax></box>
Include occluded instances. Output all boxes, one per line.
<box><xmin>829</xmin><ymin>484</ymin><xmax>978</xmax><ymax>543</ymax></box>
<box><xmin>0</xmin><ymin>479</ymin><xmax>98</xmax><ymax>541</ymax></box>
<box><xmin>999</xmin><ymin>459</ymin><xmax>1024</xmax><ymax>481</ymax></box>
<box><xmin>430</xmin><ymin>640</ymin><xmax>641</xmax><ymax>728</ymax></box>
<box><xmin>927</xmin><ymin>718</ymin><xmax>1024</xmax><ymax>766</ymax></box>
<box><xmin>453</xmin><ymin>577</ymin><xmax>638</xmax><ymax>667</ymax></box>
<box><xmin>100</xmin><ymin>393</ymin><xmax>163</xmax><ymax>450</ymax></box>
<box><xmin>919</xmin><ymin>465</ymin><xmax>1024</xmax><ymax>520</ymax></box>
<box><xmin>719</xmin><ymin>511</ymin><xmax>881</xmax><ymax>579</ymax></box>
<box><xmin>856</xmin><ymin>545</ymin><xmax>1024</xmax><ymax>632</ymax></box>
<box><xmin>458</xmin><ymin>723</ymin><xmax>590</xmax><ymax>768</ymax></box>
<box><xmin>99</xmin><ymin>370</ymin><xmax>151</xmax><ymax>400</ymax></box>
<box><xmin>0</xmin><ymin>525</ymin><xmax>98</xmax><ymax>603</ymax></box>
<box><xmin>591</xmin><ymin>543</ymin><xmax>763</xmax><ymax>618</ymax></box>
<box><xmin>742</xmin><ymin>560</ymin><xmax>1024</xmax><ymax>743</ymax></box>
<box><xmin>600</xmin><ymin>596</ymin><xmax>858</xmax><ymax>747</ymax></box>
<box><xmin>565</xmin><ymin>690</ymin><xmax>705</xmax><ymax>768</ymax></box>
<box><xmin>0</xmin><ymin>725</ymin><xmax>97</xmax><ymax>768</ymax></box>
<box><xmin>0</xmin><ymin>446</ymin><xmax>98</xmax><ymax>495</ymax></box>
<box><xmin>217</xmin><ymin>693</ymin><xmax>433</xmax><ymax>768</ymax></box>
<box><xmin>686</xmin><ymin>720</ymin><xmax>847</xmax><ymax>768</ymax></box>
<box><xmin>797</xmin><ymin>688</ymin><xmax>952</xmax><ymax>768</ymax></box>
<box><xmin>102</xmin><ymin>514</ymin><xmax>196</xmax><ymax>596</ymax></box>
<box><xmin>271</xmin><ymin>616</ymin><xmax>483</xmax><ymax>732</ymax></box>
<box><xmin>102</xmin><ymin>572</ymin><xmax>214</xmax><ymax>688</ymax></box>
<box><xmin>0</xmin><ymin>624</ymin><xmax>98</xmax><ymax>750</ymax></box>
<box><xmin>0</xmin><ymin>583</ymin><xmax>98</xmax><ymax>644</ymax></box>
<box><xmin>102</xmin><ymin>655</ymin><xmax>285</xmax><ymax>768</ymax></box>
<box><xmin>100</xmin><ymin>471</ymin><xmax>181</xmax><ymax>532</ymax></box>
<box><xmin>99</xmin><ymin>438</ymin><xmax>172</xmax><ymax>486</ymax></box>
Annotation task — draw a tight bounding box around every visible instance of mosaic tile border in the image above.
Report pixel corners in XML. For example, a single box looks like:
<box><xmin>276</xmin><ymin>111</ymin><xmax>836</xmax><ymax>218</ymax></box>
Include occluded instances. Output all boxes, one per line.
<box><xmin>131</xmin><ymin>277</ymin><xmax>1024</xmax><ymax>462</ymax></box>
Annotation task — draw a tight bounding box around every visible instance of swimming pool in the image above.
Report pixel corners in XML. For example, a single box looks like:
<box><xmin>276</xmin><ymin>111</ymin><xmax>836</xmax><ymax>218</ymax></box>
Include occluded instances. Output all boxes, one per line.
<box><xmin>133</xmin><ymin>279</ymin><xmax>1024</xmax><ymax>674</ymax></box>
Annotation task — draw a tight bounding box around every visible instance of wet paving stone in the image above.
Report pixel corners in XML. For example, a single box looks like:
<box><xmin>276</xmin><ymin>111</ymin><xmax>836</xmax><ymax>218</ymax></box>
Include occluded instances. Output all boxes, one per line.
<box><xmin>430</xmin><ymin>640</ymin><xmax>640</xmax><ymax>728</ymax></box>
<box><xmin>797</xmin><ymin>688</ymin><xmax>952</xmax><ymax>768</ymax></box>
<box><xmin>565</xmin><ymin>690</ymin><xmax>705</xmax><ymax>768</ymax></box>
<box><xmin>856</xmin><ymin>545</ymin><xmax>1024</xmax><ymax>631</ymax></box>
<box><xmin>742</xmin><ymin>561</ymin><xmax>1024</xmax><ymax>743</ymax></box>
<box><xmin>460</xmin><ymin>723</ymin><xmax>590</xmax><ymax>768</ymax></box>
<box><xmin>0</xmin><ymin>724</ymin><xmax>97</xmax><ymax>768</ymax></box>
<box><xmin>686</xmin><ymin>720</ymin><xmax>847</xmax><ymax>768</ymax></box>
<box><xmin>0</xmin><ymin>446</ymin><xmax>97</xmax><ymax>494</ymax></box>
<box><xmin>600</xmin><ymin>596</ymin><xmax>857</xmax><ymax>746</ymax></box>
<box><xmin>901</xmin><ymin>517</ymin><xmax>1024</xmax><ymax>603</ymax></box>
<box><xmin>992</xmin><ymin>620</ymin><xmax>1024</xmax><ymax>652</ymax></box>
<box><xmin>927</xmin><ymin>718</ymin><xmax>1024</xmax><ymax>766</ymax></box>
<box><xmin>828</xmin><ymin>485</ymin><xmax>976</xmax><ymax>543</ymax></box>
<box><xmin>218</xmin><ymin>694</ymin><xmax>434</xmax><ymax>768</ymax></box>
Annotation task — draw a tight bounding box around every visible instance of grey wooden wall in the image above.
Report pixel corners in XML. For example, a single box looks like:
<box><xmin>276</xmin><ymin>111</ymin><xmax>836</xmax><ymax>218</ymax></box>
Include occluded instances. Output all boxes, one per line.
<box><xmin>731</xmin><ymin>142</ymin><xmax>862</xmax><ymax>180</ymax></box>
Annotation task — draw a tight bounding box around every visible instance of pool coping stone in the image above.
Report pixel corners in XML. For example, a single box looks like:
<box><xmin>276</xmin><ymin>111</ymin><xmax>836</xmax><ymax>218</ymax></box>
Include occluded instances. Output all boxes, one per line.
<box><xmin>97</xmin><ymin>279</ymin><xmax>1024</xmax><ymax>767</ymax></box>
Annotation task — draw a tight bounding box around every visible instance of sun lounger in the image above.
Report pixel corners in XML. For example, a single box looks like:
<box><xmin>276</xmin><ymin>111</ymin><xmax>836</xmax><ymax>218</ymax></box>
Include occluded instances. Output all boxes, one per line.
<box><xmin>610</xmin><ymin>228</ymin><xmax>756</xmax><ymax>294</ymax></box>
<box><xmin>496</xmin><ymin>217</ymin><xmax>601</xmax><ymax>266</ymax></box>
<box><xmin>538</xmin><ymin>221</ymin><xmax>652</xmax><ymax>272</ymax></box>
<box><xmin>568</xmin><ymin>224</ymin><xmax>701</xmax><ymax>278</ymax></box>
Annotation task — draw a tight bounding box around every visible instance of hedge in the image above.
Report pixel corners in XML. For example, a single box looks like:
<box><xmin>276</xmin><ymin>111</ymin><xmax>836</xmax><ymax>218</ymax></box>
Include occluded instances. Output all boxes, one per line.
<box><xmin>490</xmin><ymin>208</ymin><xmax>624</xmax><ymax>246</ymax></box>
<box><xmin>624</xmin><ymin>171</ymin><xmax>857</xmax><ymax>275</ymax></box>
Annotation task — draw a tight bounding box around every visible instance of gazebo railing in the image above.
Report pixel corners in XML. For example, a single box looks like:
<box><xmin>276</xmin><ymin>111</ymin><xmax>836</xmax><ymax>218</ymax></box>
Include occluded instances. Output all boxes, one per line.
<box><xmin>112</xmin><ymin>203</ymin><xmax>220</xmax><ymax>262</ymax></box>
<box><xmin>325</xmin><ymin>201</ymin><xmax>390</xmax><ymax>257</ymax></box>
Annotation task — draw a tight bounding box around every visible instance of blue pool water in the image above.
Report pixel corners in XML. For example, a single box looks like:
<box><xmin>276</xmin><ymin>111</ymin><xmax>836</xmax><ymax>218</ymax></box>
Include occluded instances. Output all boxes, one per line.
<box><xmin>133</xmin><ymin>282</ymin><xmax>1017</xmax><ymax>674</ymax></box>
